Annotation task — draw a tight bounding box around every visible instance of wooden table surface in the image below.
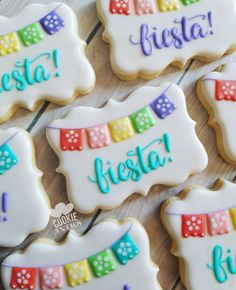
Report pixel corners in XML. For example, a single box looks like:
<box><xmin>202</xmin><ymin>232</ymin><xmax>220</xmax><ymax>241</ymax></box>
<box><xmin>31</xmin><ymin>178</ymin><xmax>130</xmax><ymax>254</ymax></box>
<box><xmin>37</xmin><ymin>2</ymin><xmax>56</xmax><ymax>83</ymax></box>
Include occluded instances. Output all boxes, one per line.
<box><xmin>0</xmin><ymin>1</ymin><xmax>236</xmax><ymax>289</ymax></box>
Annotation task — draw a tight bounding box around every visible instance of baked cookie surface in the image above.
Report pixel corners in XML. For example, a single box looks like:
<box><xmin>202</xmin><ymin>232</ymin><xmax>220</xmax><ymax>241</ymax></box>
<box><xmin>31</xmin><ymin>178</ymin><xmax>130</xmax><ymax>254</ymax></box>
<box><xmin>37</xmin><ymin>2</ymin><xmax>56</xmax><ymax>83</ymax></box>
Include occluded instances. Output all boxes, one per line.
<box><xmin>1</xmin><ymin>218</ymin><xmax>162</xmax><ymax>290</ymax></box>
<box><xmin>97</xmin><ymin>0</ymin><xmax>236</xmax><ymax>80</ymax></box>
<box><xmin>47</xmin><ymin>83</ymin><xmax>208</xmax><ymax>214</ymax></box>
<box><xmin>0</xmin><ymin>2</ymin><xmax>95</xmax><ymax>123</ymax></box>
<box><xmin>0</xmin><ymin>128</ymin><xmax>50</xmax><ymax>247</ymax></box>
<box><xmin>197</xmin><ymin>63</ymin><xmax>236</xmax><ymax>165</ymax></box>
<box><xmin>162</xmin><ymin>179</ymin><xmax>236</xmax><ymax>290</ymax></box>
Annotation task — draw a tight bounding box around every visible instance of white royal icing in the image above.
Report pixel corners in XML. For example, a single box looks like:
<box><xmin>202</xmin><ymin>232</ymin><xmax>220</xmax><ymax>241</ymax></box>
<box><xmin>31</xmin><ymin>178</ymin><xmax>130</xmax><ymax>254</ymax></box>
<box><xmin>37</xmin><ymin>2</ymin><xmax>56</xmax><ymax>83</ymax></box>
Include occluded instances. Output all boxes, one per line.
<box><xmin>1</xmin><ymin>219</ymin><xmax>162</xmax><ymax>290</ymax></box>
<box><xmin>162</xmin><ymin>180</ymin><xmax>236</xmax><ymax>290</ymax></box>
<box><xmin>198</xmin><ymin>63</ymin><xmax>236</xmax><ymax>164</ymax></box>
<box><xmin>97</xmin><ymin>0</ymin><xmax>236</xmax><ymax>79</ymax></box>
<box><xmin>0</xmin><ymin>128</ymin><xmax>50</xmax><ymax>247</ymax></box>
<box><xmin>0</xmin><ymin>3</ymin><xmax>95</xmax><ymax>122</ymax></box>
<box><xmin>46</xmin><ymin>83</ymin><xmax>208</xmax><ymax>214</ymax></box>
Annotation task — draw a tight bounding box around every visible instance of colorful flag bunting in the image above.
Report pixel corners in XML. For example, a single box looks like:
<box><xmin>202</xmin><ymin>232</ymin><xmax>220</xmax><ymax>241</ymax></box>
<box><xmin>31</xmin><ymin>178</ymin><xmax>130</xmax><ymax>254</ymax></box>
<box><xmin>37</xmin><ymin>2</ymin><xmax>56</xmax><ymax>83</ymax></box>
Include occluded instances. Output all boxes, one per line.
<box><xmin>18</xmin><ymin>23</ymin><xmax>44</xmax><ymax>47</ymax></box>
<box><xmin>64</xmin><ymin>260</ymin><xmax>91</xmax><ymax>287</ymax></box>
<box><xmin>0</xmin><ymin>143</ymin><xmax>18</xmax><ymax>175</ymax></box>
<box><xmin>182</xmin><ymin>214</ymin><xmax>207</xmax><ymax>238</ymax></box>
<box><xmin>49</xmin><ymin>88</ymin><xmax>177</xmax><ymax>150</ymax></box>
<box><xmin>9</xmin><ymin>229</ymin><xmax>139</xmax><ymax>289</ymax></box>
<box><xmin>0</xmin><ymin>33</ymin><xmax>20</xmax><ymax>56</ymax></box>
<box><xmin>180</xmin><ymin>209</ymin><xmax>236</xmax><ymax>238</ymax></box>
<box><xmin>215</xmin><ymin>80</ymin><xmax>236</xmax><ymax>101</ymax></box>
<box><xmin>60</xmin><ymin>129</ymin><xmax>84</xmax><ymax>151</ymax></box>
<box><xmin>0</xmin><ymin>7</ymin><xmax>65</xmax><ymax>56</ymax></box>
<box><xmin>134</xmin><ymin>0</ymin><xmax>156</xmax><ymax>15</ymax></box>
<box><xmin>11</xmin><ymin>267</ymin><xmax>38</xmax><ymax>290</ymax></box>
<box><xmin>112</xmin><ymin>232</ymin><xmax>140</xmax><ymax>265</ymax></box>
<box><xmin>207</xmin><ymin>210</ymin><xmax>231</xmax><ymax>236</ymax></box>
<box><xmin>88</xmin><ymin>249</ymin><xmax>117</xmax><ymax>278</ymax></box>
<box><xmin>109</xmin><ymin>0</ymin><xmax>200</xmax><ymax>15</ymax></box>
<box><xmin>39</xmin><ymin>266</ymin><xmax>64</xmax><ymax>290</ymax></box>
<box><xmin>40</xmin><ymin>11</ymin><xmax>65</xmax><ymax>35</ymax></box>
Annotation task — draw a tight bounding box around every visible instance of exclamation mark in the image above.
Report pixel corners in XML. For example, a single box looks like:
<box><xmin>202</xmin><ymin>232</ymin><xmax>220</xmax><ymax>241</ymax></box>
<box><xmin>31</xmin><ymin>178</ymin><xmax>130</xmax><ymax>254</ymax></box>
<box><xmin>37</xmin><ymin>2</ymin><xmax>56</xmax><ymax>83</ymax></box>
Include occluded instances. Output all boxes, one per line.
<box><xmin>2</xmin><ymin>192</ymin><xmax>8</xmax><ymax>222</ymax></box>
<box><xmin>163</xmin><ymin>133</ymin><xmax>173</xmax><ymax>162</ymax></box>
<box><xmin>53</xmin><ymin>49</ymin><xmax>61</xmax><ymax>78</ymax></box>
<box><xmin>208</xmin><ymin>11</ymin><xmax>213</xmax><ymax>35</ymax></box>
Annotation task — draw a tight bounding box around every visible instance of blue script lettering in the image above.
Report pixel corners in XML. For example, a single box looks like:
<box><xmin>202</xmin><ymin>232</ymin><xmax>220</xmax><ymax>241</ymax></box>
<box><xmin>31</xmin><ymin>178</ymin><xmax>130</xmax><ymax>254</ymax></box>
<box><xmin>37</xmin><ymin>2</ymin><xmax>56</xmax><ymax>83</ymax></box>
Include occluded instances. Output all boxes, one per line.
<box><xmin>88</xmin><ymin>134</ymin><xmax>173</xmax><ymax>194</ymax></box>
<box><xmin>0</xmin><ymin>49</ymin><xmax>61</xmax><ymax>94</ymax></box>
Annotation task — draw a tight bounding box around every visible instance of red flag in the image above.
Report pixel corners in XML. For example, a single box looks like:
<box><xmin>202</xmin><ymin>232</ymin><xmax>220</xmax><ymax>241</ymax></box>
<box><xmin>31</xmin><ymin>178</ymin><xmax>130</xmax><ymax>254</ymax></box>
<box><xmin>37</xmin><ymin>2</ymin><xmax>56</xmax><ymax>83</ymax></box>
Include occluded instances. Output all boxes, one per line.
<box><xmin>11</xmin><ymin>267</ymin><xmax>38</xmax><ymax>290</ymax></box>
<box><xmin>215</xmin><ymin>80</ymin><xmax>236</xmax><ymax>101</ymax></box>
<box><xmin>110</xmin><ymin>0</ymin><xmax>131</xmax><ymax>15</ymax></box>
<box><xmin>182</xmin><ymin>214</ymin><xmax>207</xmax><ymax>238</ymax></box>
<box><xmin>60</xmin><ymin>129</ymin><xmax>84</xmax><ymax>151</ymax></box>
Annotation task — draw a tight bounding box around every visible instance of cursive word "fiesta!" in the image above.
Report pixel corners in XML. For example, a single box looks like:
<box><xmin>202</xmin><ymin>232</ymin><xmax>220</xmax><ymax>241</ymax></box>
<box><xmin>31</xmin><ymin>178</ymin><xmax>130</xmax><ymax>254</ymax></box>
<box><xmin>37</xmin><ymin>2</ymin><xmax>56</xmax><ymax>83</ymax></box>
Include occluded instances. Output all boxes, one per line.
<box><xmin>88</xmin><ymin>133</ymin><xmax>173</xmax><ymax>194</ymax></box>
<box><xmin>130</xmin><ymin>12</ymin><xmax>213</xmax><ymax>56</ymax></box>
<box><xmin>0</xmin><ymin>49</ymin><xmax>61</xmax><ymax>94</ymax></box>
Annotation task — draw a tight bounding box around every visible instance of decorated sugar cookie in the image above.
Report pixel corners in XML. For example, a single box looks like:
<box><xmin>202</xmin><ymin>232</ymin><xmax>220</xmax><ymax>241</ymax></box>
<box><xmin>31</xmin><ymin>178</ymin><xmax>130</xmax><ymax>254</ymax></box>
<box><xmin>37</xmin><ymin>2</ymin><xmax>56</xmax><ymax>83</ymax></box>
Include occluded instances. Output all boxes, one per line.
<box><xmin>0</xmin><ymin>128</ymin><xmax>50</xmax><ymax>247</ymax></box>
<box><xmin>97</xmin><ymin>0</ymin><xmax>236</xmax><ymax>80</ymax></box>
<box><xmin>161</xmin><ymin>179</ymin><xmax>236</xmax><ymax>290</ymax></box>
<box><xmin>0</xmin><ymin>3</ymin><xmax>95</xmax><ymax>123</ymax></box>
<box><xmin>197</xmin><ymin>63</ymin><xmax>236</xmax><ymax>165</ymax></box>
<box><xmin>1</xmin><ymin>218</ymin><xmax>162</xmax><ymax>290</ymax></box>
<box><xmin>46</xmin><ymin>83</ymin><xmax>208</xmax><ymax>214</ymax></box>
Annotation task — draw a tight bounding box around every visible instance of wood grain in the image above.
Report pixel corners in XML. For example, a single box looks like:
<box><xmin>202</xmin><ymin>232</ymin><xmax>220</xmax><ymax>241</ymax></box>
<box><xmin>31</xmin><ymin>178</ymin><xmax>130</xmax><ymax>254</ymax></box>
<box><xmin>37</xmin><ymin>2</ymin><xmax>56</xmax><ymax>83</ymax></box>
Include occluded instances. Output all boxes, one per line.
<box><xmin>0</xmin><ymin>1</ymin><xmax>236</xmax><ymax>290</ymax></box>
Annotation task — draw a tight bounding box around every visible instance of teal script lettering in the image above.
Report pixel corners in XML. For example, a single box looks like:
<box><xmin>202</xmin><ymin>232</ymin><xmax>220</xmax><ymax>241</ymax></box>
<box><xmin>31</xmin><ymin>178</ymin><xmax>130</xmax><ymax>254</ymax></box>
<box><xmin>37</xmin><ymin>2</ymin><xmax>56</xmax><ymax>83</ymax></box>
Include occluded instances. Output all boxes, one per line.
<box><xmin>88</xmin><ymin>133</ymin><xmax>173</xmax><ymax>194</ymax></box>
<box><xmin>207</xmin><ymin>245</ymin><xmax>236</xmax><ymax>283</ymax></box>
<box><xmin>0</xmin><ymin>49</ymin><xmax>61</xmax><ymax>94</ymax></box>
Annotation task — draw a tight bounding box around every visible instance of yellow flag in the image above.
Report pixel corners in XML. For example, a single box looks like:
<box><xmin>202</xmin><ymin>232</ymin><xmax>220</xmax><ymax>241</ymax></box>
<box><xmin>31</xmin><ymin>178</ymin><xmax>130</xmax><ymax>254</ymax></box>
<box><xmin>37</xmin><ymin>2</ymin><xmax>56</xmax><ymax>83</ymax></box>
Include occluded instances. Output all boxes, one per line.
<box><xmin>64</xmin><ymin>259</ymin><xmax>91</xmax><ymax>287</ymax></box>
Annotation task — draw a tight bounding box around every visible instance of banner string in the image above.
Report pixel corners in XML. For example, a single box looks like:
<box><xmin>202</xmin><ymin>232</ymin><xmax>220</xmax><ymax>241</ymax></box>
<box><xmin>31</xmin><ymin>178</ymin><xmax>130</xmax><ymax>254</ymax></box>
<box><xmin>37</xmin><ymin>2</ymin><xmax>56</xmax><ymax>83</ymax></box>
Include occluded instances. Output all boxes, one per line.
<box><xmin>2</xmin><ymin>223</ymin><xmax>133</xmax><ymax>269</ymax></box>
<box><xmin>0</xmin><ymin>131</ymin><xmax>20</xmax><ymax>148</ymax></box>
<box><xmin>0</xmin><ymin>3</ymin><xmax>63</xmax><ymax>38</ymax></box>
<box><xmin>164</xmin><ymin>205</ymin><xmax>236</xmax><ymax>216</ymax></box>
<box><xmin>202</xmin><ymin>78</ymin><xmax>236</xmax><ymax>82</ymax></box>
<box><xmin>47</xmin><ymin>83</ymin><xmax>173</xmax><ymax>130</ymax></box>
